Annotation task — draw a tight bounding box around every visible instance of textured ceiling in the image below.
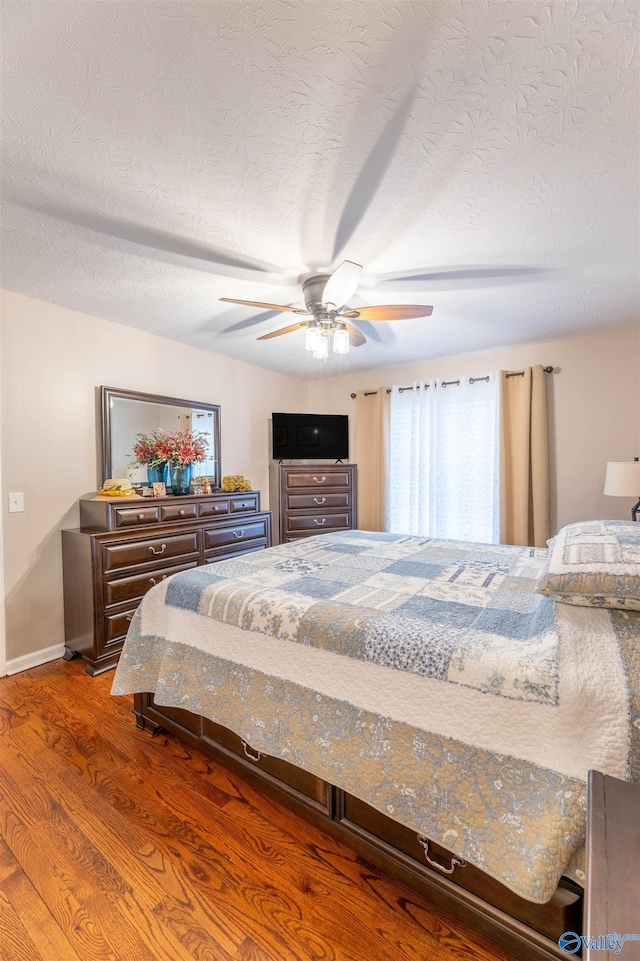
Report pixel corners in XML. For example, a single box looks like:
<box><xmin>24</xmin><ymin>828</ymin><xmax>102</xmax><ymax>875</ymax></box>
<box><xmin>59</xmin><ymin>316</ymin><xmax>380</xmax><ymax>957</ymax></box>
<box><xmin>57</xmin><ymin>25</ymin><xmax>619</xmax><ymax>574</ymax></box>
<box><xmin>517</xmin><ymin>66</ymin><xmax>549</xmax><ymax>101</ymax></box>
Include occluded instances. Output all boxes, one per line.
<box><xmin>1</xmin><ymin>0</ymin><xmax>638</xmax><ymax>379</ymax></box>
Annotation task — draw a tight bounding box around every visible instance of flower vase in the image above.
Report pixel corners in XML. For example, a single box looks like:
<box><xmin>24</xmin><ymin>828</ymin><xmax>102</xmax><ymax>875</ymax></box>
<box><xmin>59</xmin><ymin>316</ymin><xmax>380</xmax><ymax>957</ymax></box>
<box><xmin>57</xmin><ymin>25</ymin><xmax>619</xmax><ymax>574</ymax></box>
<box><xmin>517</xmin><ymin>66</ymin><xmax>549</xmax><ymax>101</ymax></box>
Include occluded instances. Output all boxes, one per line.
<box><xmin>170</xmin><ymin>462</ymin><xmax>192</xmax><ymax>495</ymax></box>
<box><xmin>147</xmin><ymin>461</ymin><xmax>168</xmax><ymax>485</ymax></box>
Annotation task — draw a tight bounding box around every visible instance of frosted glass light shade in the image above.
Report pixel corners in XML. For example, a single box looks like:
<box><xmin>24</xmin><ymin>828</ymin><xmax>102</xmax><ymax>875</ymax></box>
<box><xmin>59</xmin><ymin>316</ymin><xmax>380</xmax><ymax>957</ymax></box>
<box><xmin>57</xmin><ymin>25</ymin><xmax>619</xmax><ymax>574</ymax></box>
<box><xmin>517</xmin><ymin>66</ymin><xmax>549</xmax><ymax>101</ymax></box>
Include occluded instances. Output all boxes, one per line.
<box><xmin>305</xmin><ymin>321</ymin><xmax>321</xmax><ymax>352</ymax></box>
<box><xmin>332</xmin><ymin>324</ymin><xmax>349</xmax><ymax>354</ymax></box>
<box><xmin>313</xmin><ymin>330</ymin><xmax>329</xmax><ymax>360</ymax></box>
<box><xmin>604</xmin><ymin>461</ymin><xmax>640</xmax><ymax>496</ymax></box>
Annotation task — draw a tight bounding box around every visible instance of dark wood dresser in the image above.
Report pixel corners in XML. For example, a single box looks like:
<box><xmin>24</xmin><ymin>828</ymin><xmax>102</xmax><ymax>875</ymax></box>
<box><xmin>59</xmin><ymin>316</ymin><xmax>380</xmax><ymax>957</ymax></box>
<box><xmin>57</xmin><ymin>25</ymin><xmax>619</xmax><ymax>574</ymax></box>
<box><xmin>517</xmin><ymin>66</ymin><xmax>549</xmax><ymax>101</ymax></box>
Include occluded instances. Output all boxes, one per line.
<box><xmin>62</xmin><ymin>492</ymin><xmax>271</xmax><ymax>675</ymax></box>
<box><xmin>270</xmin><ymin>463</ymin><xmax>357</xmax><ymax>544</ymax></box>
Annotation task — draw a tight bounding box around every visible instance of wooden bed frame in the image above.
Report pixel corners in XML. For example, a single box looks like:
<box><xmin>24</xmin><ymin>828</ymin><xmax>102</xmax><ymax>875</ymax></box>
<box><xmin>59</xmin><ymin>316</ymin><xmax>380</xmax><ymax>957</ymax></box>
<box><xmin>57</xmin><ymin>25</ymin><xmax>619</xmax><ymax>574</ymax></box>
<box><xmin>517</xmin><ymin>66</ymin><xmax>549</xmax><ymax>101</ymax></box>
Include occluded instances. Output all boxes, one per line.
<box><xmin>134</xmin><ymin>692</ymin><xmax>583</xmax><ymax>961</ymax></box>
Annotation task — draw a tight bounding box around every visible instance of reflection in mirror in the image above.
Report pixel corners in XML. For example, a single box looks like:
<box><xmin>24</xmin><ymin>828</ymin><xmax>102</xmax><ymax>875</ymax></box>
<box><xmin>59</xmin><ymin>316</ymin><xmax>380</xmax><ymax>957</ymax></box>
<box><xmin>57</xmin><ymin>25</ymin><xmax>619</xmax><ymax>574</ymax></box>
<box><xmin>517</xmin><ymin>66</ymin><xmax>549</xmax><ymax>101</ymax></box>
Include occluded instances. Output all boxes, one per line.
<box><xmin>101</xmin><ymin>387</ymin><xmax>220</xmax><ymax>489</ymax></box>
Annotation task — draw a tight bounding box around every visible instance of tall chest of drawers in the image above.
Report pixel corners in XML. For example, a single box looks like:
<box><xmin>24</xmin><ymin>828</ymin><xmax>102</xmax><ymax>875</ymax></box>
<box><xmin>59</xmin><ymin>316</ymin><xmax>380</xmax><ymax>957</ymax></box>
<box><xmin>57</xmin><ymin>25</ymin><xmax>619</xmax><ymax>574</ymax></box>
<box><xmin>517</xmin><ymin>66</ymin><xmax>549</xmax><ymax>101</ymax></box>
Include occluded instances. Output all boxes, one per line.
<box><xmin>270</xmin><ymin>464</ymin><xmax>357</xmax><ymax>544</ymax></box>
<box><xmin>62</xmin><ymin>492</ymin><xmax>271</xmax><ymax>675</ymax></box>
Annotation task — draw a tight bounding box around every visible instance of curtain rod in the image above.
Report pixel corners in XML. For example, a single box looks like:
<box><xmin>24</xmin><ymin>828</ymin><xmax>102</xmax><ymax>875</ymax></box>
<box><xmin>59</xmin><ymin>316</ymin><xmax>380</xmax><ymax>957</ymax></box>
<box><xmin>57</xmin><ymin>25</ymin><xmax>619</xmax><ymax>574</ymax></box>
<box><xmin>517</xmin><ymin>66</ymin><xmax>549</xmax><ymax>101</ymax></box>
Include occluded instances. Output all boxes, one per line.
<box><xmin>350</xmin><ymin>366</ymin><xmax>555</xmax><ymax>398</ymax></box>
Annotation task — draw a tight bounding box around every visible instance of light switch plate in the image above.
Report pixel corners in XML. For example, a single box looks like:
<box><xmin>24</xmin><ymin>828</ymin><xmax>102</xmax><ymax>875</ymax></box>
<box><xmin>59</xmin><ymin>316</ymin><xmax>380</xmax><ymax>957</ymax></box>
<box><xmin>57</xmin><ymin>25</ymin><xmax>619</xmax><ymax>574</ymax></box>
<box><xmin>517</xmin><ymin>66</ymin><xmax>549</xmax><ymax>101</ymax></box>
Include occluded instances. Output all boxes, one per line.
<box><xmin>8</xmin><ymin>492</ymin><xmax>24</xmax><ymax>513</ymax></box>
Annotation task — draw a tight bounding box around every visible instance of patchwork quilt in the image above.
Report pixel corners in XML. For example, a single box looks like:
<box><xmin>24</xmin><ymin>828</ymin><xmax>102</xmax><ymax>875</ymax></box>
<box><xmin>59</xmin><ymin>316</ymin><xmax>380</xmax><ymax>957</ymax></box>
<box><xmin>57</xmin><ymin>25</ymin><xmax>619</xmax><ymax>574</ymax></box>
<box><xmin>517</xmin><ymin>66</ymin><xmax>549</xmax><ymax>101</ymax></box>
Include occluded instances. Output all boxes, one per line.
<box><xmin>112</xmin><ymin>530</ymin><xmax>640</xmax><ymax>903</ymax></box>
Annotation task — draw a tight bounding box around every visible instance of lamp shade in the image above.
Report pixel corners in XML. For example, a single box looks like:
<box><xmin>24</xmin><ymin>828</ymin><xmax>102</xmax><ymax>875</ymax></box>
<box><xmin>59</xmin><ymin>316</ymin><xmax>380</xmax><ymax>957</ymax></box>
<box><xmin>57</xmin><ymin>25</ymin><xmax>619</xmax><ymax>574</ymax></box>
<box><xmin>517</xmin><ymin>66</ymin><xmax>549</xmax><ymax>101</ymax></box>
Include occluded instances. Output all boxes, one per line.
<box><xmin>604</xmin><ymin>461</ymin><xmax>640</xmax><ymax>497</ymax></box>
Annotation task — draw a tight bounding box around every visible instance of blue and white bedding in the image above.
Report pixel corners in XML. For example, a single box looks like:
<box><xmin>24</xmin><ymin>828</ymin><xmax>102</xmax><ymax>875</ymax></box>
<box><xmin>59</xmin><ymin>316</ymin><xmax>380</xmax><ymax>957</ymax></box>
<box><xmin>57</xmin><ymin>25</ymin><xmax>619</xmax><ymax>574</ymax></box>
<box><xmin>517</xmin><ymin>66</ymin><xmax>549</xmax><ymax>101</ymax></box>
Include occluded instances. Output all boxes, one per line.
<box><xmin>112</xmin><ymin>530</ymin><xmax>640</xmax><ymax>903</ymax></box>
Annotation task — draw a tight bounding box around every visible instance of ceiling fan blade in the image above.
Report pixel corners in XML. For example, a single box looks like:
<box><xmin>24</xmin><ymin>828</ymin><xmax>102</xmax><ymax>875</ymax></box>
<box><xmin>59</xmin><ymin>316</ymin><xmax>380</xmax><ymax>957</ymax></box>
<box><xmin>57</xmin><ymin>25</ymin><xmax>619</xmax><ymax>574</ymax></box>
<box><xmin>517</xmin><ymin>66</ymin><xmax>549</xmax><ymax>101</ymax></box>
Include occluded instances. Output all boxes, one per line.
<box><xmin>365</xmin><ymin>266</ymin><xmax>547</xmax><ymax>287</ymax></box>
<box><xmin>322</xmin><ymin>261</ymin><xmax>363</xmax><ymax>310</ymax></box>
<box><xmin>342</xmin><ymin>322</ymin><xmax>366</xmax><ymax>347</ymax></box>
<box><xmin>220</xmin><ymin>298</ymin><xmax>308</xmax><ymax>314</ymax></box>
<box><xmin>257</xmin><ymin>321</ymin><xmax>309</xmax><ymax>341</ymax></box>
<box><xmin>341</xmin><ymin>304</ymin><xmax>433</xmax><ymax>321</ymax></box>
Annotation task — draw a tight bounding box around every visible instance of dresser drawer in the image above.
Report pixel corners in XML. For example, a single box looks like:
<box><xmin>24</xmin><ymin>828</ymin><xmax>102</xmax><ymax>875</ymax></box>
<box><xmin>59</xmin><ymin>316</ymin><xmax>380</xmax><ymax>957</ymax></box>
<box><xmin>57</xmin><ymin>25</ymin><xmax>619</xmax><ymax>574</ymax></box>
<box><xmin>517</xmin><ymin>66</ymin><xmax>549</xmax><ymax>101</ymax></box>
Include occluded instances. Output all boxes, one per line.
<box><xmin>286</xmin><ymin>492</ymin><xmax>351</xmax><ymax>510</ymax></box>
<box><xmin>340</xmin><ymin>795</ymin><xmax>582</xmax><ymax>942</ymax></box>
<box><xmin>198</xmin><ymin>499</ymin><xmax>230</xmax><ymax>517</ymax></box>
<box><xmin>205</xmin><ymin>547</ymin><xmax>266</xmax><ymax>567</ymax></box>
<box><xmin>230</xmin><ymin>494</ymin><xmax>259</xmax><ymax>513</ymax></box>
<box><xmin>286</xmin><ymin>513</ymin><xmax>351</xmax><ymax>533</ymax></box>
<box><xmin>203</xmin><ymin>519</ymin><xmax>269</xmax><ymax>551</ymax></box>
<box><xmin>150</xmin><ymin>695</ymin><xmax>203</xmax><ymax>735</ymax></box>
<box><xmin>102</xmin><ymin>532</ymin><xmax>199</xmax><ymax>572</ymax></box>
<box><xmin>285</xmin><ymin>471</ymin><xmax>352</xmax><ymax>490</ymax></box>
<box><xmin>159</xmin><ymin>502</ymin><xmax>198</xmax><ymax>523</ymax></box>
<box><xmin>104</xmin><ymin>607</ymin><xmax>138</xmax><ymax>645</ymax></box>
<box><xmin>114</xmin><ymin>506</ymin><xmax>160</xmax><ymax>527</ymax></box>
<box><xmin>202</xmin><ymin>718</ymin><xmax>330</xmax><ymax>809</ymax></box>
<box><xmin>104</xmin><ymin>560</ymin><xmax>198</xmax><ymax>607</ymax></box>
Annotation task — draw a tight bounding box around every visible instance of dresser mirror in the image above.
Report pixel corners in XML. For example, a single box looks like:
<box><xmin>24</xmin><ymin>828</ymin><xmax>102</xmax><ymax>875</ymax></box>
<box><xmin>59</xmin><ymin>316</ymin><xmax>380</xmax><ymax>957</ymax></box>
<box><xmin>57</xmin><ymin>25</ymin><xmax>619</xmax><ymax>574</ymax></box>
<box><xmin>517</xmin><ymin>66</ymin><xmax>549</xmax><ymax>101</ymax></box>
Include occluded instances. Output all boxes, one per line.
<box><xmin>101</xmin><ymin>386</ymin><xmax>221</xmax><ymax>489</ymax></box>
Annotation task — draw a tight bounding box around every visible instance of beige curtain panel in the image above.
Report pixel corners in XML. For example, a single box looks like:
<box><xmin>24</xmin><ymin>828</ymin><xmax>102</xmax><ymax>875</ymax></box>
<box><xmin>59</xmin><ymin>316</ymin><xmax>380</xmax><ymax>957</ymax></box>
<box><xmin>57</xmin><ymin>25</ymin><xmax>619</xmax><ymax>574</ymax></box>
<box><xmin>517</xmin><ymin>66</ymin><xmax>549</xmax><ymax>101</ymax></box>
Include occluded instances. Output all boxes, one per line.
<box><xmin>354</xmin><ymin>389</ymin><xmax>390</xmax><ymax>532</ymax></box>
<box><xmin>499</xmin><ymin>365</ymin><xmax>550</xmax><ymax>548</ymax></box>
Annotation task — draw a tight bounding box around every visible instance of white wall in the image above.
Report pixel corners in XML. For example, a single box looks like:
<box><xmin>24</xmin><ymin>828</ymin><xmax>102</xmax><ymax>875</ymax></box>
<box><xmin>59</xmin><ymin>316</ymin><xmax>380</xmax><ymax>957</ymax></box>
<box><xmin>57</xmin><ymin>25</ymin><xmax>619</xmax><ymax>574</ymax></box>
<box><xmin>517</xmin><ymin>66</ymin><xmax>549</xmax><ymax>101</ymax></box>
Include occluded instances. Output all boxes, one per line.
<box><xmin>0</xmin><ymin>289</ymin><xmax>307</xmax><ymax>665</ymax></box>
<box><xmin>308</xmin><ymin>326</ymin><xmax>640</xmax><ymax>535</ymax></box>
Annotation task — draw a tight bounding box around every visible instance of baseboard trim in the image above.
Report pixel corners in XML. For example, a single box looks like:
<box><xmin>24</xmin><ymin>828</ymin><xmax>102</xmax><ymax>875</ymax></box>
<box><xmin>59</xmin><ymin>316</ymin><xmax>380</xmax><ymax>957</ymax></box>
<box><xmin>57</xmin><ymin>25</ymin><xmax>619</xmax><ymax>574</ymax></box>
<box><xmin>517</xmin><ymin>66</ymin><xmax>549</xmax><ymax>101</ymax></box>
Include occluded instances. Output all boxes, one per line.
<box><xmin>6</xmin><ymin>643</ymin><xmax>66</xmax><ymax>676</ymax></box>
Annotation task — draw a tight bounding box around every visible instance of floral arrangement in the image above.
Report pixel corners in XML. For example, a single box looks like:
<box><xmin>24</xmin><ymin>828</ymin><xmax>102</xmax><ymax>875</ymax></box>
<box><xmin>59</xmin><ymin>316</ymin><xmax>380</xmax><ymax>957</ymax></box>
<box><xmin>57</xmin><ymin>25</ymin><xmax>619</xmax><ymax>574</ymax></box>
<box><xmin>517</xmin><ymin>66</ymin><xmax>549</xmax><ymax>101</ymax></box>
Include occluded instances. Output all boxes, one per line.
<box><xmin>132</xmin><ymin>429</ymin><xmax>208</xmax><ymax>467</ymax></box>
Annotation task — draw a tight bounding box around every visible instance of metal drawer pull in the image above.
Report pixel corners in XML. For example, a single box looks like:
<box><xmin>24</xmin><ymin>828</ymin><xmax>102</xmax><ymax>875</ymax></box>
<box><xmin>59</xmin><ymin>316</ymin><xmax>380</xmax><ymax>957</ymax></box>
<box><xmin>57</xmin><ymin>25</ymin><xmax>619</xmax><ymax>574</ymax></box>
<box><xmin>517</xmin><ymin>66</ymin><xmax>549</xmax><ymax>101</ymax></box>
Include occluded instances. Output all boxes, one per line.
<box><xmin>314</xmin><ymin>518</ymin><xmax>326</xmax><ymax>526</ymax></box>
<box><xmin>148</xmin><ymin>543</ymin><xmax>167</xmax><ymax>555</ymax></box>
<box><xmin>416</xmin><ymin>837</ymin><xmax>466</xmax><ymax>875</ymax></box>
<box><xmin>148</xmin><ymin>575</ymin><xmax>168</xmax><ymax>586</ymax></box>
<box><xmin>233</xmin><ymin>530</ymin><xmax>245</xmax><ymax>538</ymax></box>
<box><xmin>214</xmin><ymin>505</ymin><xmax>220</xmax><ymax>511</ymax></box>
<box><xmin>179</xmin><ymin>509</ymin><xmax>185</xmax><ymax>516</ymax></box>
<box><xmin>313</xmin><ymin>476</ymin><xmax>327</xmax><ymax>484</ymax></box>
<box><xmin>313</xmin><ymin>497</ymin><xmax>326</xmax><ymax>505</ymax></box>
<box><xmin>137</xmin><ymin>513</ymin><xmax>145</xmax><ymax>520</ymax></box>
<box><xmin>241</xmin><ymin>740</ymin><xmax>262</xmax><ymax>762</ymax></box>
<box><xmin>125</xmin><ymin>614</ymin><xmax>134</xmax><ymax>621</ymax></box>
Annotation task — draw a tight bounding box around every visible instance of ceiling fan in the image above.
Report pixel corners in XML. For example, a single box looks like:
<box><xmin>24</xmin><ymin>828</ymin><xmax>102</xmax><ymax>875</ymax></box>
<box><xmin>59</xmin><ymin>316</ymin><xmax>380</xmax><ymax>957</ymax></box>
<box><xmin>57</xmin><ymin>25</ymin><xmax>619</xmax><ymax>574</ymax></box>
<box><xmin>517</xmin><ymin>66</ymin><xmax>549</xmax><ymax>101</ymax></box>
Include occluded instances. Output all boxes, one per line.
<box><xmin>220</xmin><ymin>261</ymin><xmax>433</xmax><ymax>359</ymax></box>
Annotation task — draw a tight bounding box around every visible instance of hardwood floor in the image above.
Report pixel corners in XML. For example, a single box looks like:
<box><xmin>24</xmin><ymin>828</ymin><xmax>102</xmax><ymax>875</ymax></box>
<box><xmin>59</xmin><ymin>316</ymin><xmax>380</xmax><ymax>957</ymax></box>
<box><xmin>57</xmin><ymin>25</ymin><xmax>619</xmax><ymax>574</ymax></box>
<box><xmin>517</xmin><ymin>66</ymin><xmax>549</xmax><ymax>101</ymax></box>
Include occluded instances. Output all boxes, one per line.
<box><xmin>0</xmin><ymin>659</ymin><xmax>518</xmax><ymax>961</ymax></box>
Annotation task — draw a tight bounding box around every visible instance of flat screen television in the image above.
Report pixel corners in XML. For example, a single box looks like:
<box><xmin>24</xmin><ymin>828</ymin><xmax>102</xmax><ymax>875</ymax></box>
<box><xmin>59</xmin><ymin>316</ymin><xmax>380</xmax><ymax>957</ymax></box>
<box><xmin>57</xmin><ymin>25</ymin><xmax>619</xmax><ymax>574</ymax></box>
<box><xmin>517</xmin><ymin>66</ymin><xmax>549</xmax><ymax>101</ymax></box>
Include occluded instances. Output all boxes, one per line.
<box><xmin>272</xmin><ymin>412</ymin><xmax>349</xmax><ymax>461</ymax></box>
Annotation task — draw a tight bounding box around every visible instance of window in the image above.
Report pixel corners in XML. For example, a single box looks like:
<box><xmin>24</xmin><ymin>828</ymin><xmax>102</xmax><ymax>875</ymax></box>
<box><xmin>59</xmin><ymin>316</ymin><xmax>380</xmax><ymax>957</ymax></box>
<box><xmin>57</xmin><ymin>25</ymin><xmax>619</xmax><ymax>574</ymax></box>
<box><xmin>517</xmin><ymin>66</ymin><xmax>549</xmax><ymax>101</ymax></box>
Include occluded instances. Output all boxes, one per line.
<box><xmin>386</xmin><ymin>377</ymin><xmax>499</xmax><ymax>544</ymax></box>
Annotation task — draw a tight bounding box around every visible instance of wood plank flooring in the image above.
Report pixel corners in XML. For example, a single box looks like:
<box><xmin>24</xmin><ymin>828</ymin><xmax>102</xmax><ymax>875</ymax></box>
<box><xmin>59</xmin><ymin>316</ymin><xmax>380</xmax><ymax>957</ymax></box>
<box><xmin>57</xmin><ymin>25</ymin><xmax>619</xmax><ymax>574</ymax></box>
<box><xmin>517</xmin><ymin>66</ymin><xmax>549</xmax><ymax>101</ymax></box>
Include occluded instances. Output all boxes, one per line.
<box><xmin>0</xmin><ymin>659</ymin><xmax>518</xmax><ymax>961</ymax></box>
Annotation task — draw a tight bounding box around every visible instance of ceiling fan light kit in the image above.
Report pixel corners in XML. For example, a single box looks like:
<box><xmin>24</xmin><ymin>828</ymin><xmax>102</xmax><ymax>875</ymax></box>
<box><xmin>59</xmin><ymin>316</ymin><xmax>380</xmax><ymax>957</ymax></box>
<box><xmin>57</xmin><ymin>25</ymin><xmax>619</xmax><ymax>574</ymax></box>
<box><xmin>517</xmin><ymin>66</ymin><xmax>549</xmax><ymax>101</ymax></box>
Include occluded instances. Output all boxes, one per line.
<box><xmin>221</xmin><ymin>260</ymin><xmax>434</xmax><ymax>360</ymax></box>
<box><xmin>305</xmin><ymin>317</ymin><xmax>350</xmax><ymax>358</ymax></box>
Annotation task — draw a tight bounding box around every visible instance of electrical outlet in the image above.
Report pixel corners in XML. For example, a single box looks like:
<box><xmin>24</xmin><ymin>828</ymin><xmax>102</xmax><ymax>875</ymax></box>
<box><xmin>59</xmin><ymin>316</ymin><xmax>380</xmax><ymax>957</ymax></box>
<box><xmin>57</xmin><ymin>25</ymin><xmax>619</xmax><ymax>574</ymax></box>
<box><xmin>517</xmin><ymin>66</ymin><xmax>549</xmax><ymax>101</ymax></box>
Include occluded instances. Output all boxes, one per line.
<box><xmin>8</xmin><ymin>492</ymin><xmax>24</xmax><ymax>513</ymax></box>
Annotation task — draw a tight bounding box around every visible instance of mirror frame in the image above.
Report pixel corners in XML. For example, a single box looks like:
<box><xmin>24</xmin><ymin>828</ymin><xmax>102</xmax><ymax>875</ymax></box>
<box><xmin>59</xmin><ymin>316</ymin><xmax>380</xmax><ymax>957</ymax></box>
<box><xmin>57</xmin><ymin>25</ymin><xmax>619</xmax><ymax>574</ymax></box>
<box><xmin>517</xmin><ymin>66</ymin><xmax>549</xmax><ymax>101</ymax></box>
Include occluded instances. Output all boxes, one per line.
<box><xmin>100</xmin><ymin>386</ymin><xmax>221</xmax><ymax>488</ymax></box>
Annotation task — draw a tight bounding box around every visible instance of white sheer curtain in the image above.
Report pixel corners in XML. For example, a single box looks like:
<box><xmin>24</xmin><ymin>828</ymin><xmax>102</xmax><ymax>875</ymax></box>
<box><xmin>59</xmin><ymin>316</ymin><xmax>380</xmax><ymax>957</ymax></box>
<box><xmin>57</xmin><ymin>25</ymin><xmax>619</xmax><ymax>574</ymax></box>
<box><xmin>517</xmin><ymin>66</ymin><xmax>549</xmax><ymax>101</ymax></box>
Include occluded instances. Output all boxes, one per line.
<box><xmin>386</xmin><ymin>383</ymin><xmax>431</xmax><ymax>536</ymax></box>
<box><xmin>386</xmin><ymin>376</ymin><xmax>499</xmax><ymax>543</ymax></box>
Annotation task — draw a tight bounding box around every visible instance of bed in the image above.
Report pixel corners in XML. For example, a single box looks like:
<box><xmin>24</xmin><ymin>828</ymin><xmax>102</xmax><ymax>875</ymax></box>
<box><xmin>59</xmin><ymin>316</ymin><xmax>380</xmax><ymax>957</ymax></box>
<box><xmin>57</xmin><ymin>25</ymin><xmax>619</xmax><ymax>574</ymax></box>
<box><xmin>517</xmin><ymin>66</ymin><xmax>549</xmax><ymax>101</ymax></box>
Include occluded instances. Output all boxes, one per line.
<box><xmin>112</xmin><ymin>522</ymin><xmax>640</xmax><ymax>961</ymax></box>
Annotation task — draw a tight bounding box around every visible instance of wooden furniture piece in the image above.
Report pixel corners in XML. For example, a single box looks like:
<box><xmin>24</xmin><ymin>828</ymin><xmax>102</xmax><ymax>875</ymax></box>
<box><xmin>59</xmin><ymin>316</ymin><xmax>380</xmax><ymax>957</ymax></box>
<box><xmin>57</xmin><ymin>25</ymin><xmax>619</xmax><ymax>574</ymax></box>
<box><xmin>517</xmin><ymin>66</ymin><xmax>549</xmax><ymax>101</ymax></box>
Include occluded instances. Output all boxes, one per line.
<box><xmin>134</xmin><ymin>694</ymin><xmax>582</xmax><ymax>961</ymax></box>
<box><xmin>269</xmin><ymin>463</ymin><xmax>357</xmax><ymax>544</ymax></box>
<box><xmin>62</xmin><ymin>492</ymin><xmax>271</xmax><ymax>675</ymax></box>
<box><xmin>584</xmin><ymin>771</ymin><xmax>640</xmax><ymax>959</ymax></box>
